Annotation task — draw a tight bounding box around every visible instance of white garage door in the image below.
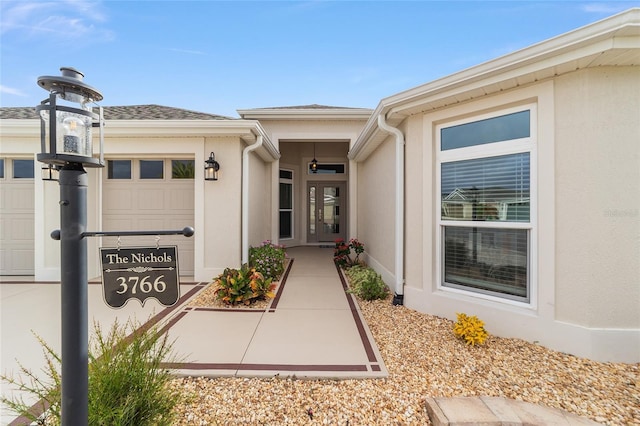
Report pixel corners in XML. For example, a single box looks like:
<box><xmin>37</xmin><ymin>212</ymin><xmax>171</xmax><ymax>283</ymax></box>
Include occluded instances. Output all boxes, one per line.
<box><xmin>0</xmin><ymin>159</ymin><xmax>35</xmax><ymax>275</ymax></box>
<box><xmin>102</xmin><ymin>158</ymin><xmax>195</xmax><ymax>276</ymax></box>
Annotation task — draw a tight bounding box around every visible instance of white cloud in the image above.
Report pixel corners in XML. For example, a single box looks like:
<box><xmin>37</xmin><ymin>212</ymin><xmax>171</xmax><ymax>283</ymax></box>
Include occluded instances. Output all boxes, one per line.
<box><xmin>0</xmin><ymin>84</ymin><xmax>27</xmax><ymax>97</ymax></box>
<box><xmin>581</xmin><ymin>3</ymin><xmax>631</xmax><ymax>14</ymax></box>
<box><xmin>0</xmin><ymin>0</ymin><xmax>113</xmax><ymax>41</ymax></box>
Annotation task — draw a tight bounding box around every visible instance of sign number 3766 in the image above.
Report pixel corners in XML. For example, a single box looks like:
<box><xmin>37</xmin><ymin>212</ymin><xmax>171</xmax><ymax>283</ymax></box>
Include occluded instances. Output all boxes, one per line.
<box><xmin>115</xmin><ymin>275</ymin><xmax>167</xmax><ymax>294</ymax></box>
<box><xmin>100</xmin><ymin>246</ymin><xmax>180</xmax><ymax>308</ymax></box>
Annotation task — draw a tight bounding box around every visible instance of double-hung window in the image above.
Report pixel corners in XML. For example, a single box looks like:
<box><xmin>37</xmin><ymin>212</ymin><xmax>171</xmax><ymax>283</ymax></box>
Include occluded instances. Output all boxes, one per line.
<box><xmin>437</xmin><ymin>106</ymin><xmax>535</xmax><ymax>303</ymax></box>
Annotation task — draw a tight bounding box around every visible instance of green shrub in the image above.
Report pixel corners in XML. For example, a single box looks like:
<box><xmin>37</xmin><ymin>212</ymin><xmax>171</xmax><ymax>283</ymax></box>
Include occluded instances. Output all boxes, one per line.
<box><xmin>214</xmin><ymin>264</ymin><xmax>276</xmax><ymax>305</ymax></box>
<box><xmin>344</xmin><ymin>265</ymin><xmax>389</xmax><ymax>301</ymax></box>
<box><xmin>1</xmin><ymin>320</ymin><xmax>183</xmax><ymax>425</ymax></box>
<box><xmin>249</xmin><ymin>240</ymin><xmax>286</xmax><ymax>280</ymax></box>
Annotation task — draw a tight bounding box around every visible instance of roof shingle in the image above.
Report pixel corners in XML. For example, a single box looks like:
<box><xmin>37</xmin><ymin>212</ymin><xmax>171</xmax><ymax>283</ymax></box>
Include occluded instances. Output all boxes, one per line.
<box><xmin>0</xmin><ymin>104</ymin><xmax>234</xmax><ymax>120</ymax></box>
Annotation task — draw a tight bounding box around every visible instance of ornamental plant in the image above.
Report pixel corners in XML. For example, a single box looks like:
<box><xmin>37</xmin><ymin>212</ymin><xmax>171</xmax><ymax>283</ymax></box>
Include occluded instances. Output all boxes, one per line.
<box><xmin>333</xmin><ymin>238</ymin><xmax>365</xmax><ymax>268</ymax></box>
<box><xmin>249</xmin><ymin>240</ymin><xmax>286</xmax><ymax>280</ymax></box>
<box><xmin>214</xmin><ymin>264</ymin><xmax>276</xmax><ymax>306</ymax></box>
<box><xmin>453</xmin><ymin>312</ymin><xmax>489</xmax><ymax>346</ymax></box>
<box><xmin>1</xmin><ymin>319</ymin><xmax>183</xmax><ymax>425</ymax></box>
<box><xmin>344</xmin><ymin>265</ymin><xmax>389</xmax><ymax>301</ymax></box>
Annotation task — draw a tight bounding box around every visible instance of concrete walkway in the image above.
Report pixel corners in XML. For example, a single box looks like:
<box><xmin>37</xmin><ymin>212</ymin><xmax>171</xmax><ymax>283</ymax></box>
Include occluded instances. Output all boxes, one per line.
<box><xmin>161</xmin><ymin>246</ymin><xmax>387</xmax><ymax>379</ymax></box>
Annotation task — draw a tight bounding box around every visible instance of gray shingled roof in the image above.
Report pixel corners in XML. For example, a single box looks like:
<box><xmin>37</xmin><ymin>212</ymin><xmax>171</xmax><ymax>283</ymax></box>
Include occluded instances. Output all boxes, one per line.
<box><xmin>246</xmin><ymin>104</ymin><xmax>360</xmax><ymax>110</ymax></box>
<box><xmin>0</xmin><ymin>104</ymin><xmax>234</xmax><ymax>120</ymax></box>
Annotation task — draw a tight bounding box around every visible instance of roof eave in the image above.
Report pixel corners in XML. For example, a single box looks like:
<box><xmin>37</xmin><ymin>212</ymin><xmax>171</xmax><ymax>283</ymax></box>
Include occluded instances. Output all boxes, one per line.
<box><xmin>237</xmin><ymin>108</ymin><xmax>373</xmax><ymax>120</ymax></box>
<box><xmin>0</xmin><ymin>119</ymin><xmax>280</xmax><ymax>161</ymax></box>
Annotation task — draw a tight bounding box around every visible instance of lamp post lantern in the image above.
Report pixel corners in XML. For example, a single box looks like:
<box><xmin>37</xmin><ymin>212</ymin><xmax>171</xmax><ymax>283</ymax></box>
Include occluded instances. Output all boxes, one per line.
<box><xmin>36</xmin><ymin>67</ymin><xmax>104</xmax><ymax>426</ymax></box>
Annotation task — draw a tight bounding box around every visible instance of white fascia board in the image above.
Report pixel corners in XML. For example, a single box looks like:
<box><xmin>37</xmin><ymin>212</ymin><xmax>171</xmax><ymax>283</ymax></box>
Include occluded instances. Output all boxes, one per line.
<box><xmin>237</xmin><ymin>108</ymin><xmax>373</xmax><ymax>120</ymax></box>
<box><xmin>0</xmin><ymin>119</ymin><xmax>39</xmax><ymax>137</ymax></box>
<box><xmin>104</xmin><ymin>119</ymin><xmax>256</xmax><ymax>136</ymax></box>
<box><xmin>0</xmin><ymin>118</ymin><xmax>280</xmax><ymax>161</ymax></box>
<box><xmin>108</xmin><ymin>119</ymin><xmax>279</xmax><ymax>161</ymax></box>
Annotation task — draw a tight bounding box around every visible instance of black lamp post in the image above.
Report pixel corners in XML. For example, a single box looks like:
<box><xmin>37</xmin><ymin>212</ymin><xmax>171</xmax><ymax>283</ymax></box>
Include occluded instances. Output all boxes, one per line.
<box><xmin>36</xmin><ymin>67</ymin><xmax>104</xmax><ymax>426</ymax></box>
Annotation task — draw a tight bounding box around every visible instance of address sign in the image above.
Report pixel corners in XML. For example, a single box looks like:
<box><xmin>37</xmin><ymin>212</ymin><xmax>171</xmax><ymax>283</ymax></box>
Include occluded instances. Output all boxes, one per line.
<box><xmin>100</xmin><ymin>246</ymin><xmax>180</xmax><ymax>308</ymax></box>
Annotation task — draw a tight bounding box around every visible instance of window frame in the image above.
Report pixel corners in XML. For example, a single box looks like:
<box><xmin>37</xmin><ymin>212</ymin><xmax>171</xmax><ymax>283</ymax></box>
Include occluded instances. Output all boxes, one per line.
<box><xmin>435</xmin><ymin>103</ymin><xmax>537</xmax><ymax>307</ymax></box>
<box><xmin>307</xmin><ymin>163</ymin><xmax>346</xmax><ymax>175</ymax></box>
<box><xmin>279</xmin><ymin>169</ymin><xmax>294</xmax><ymax>240</ymax></box>
<box><xmin>171</xmin><ymin>159</ymin><xmax>195</xmax><ymax>179</ymax></box>
<box><xmin>107</xmin><ymin>159</ymin><xmax>132</xmax><ymax>179</ymax></box>
<box><xmin>12</xmin><ymin>159</ymin><xmax>35</xmax><ymax>179</ymax></box>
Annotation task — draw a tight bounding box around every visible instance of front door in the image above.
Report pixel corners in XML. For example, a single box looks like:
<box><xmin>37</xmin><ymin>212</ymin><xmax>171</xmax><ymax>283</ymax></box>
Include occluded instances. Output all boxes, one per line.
<box><xmin>308</xmin><ymin>182</ymin><xmax>346</xmax><ymax>243</ymax></box>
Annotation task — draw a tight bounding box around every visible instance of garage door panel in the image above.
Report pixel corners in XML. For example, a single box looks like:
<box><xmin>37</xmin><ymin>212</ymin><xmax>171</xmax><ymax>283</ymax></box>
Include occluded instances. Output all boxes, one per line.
<box><xmin>9</xmin><ymin>249</ymin><xmax>35</xmax><ymax>270</ymax></box>
<box><xmin>104</xmin><ymin>188</ymin><xmax>134</xmax><ymax>212</ymax></box>
<box><xmin>168</xmin><ymin>188</ymin><xmax>194</xmax><ymax>209</ymax></box>
<box><xmin>10</xmin><ymin>218</ymin><xmax>34</xmax><ymax>240</ymax></box>
<box><xmin>3</xmin><ymin>185</ymin><xmax>34</xmax><ymax>211</ymax></box>
<box><xmin>135</xmin><ymin>218</ymin><xmax>165</xmax><ymax>230</ymax></box>
<box><xmin>0</xmin><ymin>171</ymin><xmax>35</xmax><ymax>275</ymax></box>
<box><xmin>102</xmin><ymin>159</ymin><xmax>194</xmax><ymax>275</ymax></box>
<box><xmin>103</xmin><ymin>217</ymin><xmax>133</xmax><ymax>231</ymax></box>
<box><xmin>137</xmin><ymin>189</ymin><xmax>166</xmax><ymax>211</ymax></box>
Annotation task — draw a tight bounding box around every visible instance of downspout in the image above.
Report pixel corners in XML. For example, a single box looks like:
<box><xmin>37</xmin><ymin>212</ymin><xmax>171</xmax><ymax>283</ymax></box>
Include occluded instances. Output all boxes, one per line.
<box><xmin>377</xmin><ymin>114</ymin><xmax>405</xmax><ymax>305</ymax></box>
<box><xmin>242</xmin><ymin>134</ymin><xmax>263</xmax><ymax>265</ymax></box>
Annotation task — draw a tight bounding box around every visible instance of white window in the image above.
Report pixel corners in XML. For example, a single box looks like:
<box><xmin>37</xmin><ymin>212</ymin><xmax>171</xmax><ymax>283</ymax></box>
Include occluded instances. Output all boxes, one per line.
<box><xmin>107</xmin><ymin>160</ymin><xmax>131</xmax><ymax>179</ymax></box>
<box><xmin>279</xmin><ymin>169</ymin><xmax>294</xmax><ymax>239</ymax></box>
<box><xmin>437</xmin><ymin>106</ymin><xmax>536</xmax><ymax>303</ymax></box>
<box><xmin>171</xmin><ymin>160</ymin><xmax>195</xmax><ymax>179</ymax></box>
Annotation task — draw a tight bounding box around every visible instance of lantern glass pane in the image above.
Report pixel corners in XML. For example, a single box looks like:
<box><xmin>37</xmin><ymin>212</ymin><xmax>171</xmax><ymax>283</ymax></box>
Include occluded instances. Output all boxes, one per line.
<box><xmin>56</xmin><ymin>110</ymin><xmax>92</xmax><ymax>157</ymax></box>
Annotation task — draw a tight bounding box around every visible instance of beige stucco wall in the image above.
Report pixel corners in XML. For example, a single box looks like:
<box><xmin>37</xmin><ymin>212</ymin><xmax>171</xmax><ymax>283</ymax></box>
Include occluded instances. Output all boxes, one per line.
<box><xmin>554</xmin><ymin>67</ymin><xmax>640</xmax><ymax>328</ymax></box>
<box><xmin>203</xmin><ymin>137</ymin><xmax>243</xmax><ymax>275</ymax></box>
<box><xmin>356</xmin><ymin>135</ymin><xmax>396</xmax><ymax>278</ymax></box>
<box><xmin>256</xmin><ymin>119</ymin><xmax>366</xmax><ymax>145</ymax></box>
<box><xmin>404</xmin><ymin>115</ymin><xmax>427</xmax><ymax>293</ymax></box>
<box><xmin>247</xmin><ymin>151</ymin><xmax>273</xmax><ymax>249</ymax></box>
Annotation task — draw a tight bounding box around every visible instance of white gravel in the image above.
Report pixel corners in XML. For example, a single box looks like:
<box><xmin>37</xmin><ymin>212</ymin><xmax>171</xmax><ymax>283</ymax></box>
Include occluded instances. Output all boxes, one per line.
<box><xmin>170</xmin><ymin>295</ymin><xmax>639</xmax><ymax>425</ymax></box>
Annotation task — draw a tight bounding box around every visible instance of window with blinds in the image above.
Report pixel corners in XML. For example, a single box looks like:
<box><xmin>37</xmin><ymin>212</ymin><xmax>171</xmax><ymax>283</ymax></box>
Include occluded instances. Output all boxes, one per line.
<box><xmin>438</xmin><ymin>107</ymin><xmax>534</xmax><ymax>303</ymax></box>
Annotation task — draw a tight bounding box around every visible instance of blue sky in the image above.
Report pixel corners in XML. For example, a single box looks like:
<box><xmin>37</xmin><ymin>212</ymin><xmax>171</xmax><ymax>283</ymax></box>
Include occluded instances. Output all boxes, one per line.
<box><xmin>1</xmin><ymin>1</ymin><xmax>638</xmax><ymax>118</ymax></box>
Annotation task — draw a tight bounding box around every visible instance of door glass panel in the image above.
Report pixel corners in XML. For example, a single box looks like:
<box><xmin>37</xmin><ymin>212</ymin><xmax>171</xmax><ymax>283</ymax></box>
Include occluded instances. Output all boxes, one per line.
<box><xmin>309</xmin><ymin>186</ymin><xmax>316</xmax><ymax>235</ymax></box>
<box><xmin>322</xmin><ymin>186</ymin><xmax>340</xmax><ymax>236</ymax></box>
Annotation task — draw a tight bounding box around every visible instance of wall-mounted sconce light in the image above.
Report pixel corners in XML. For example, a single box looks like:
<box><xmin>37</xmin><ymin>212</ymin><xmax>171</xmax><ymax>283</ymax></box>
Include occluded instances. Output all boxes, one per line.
<box><xmin>205</xmin><ymin>152</ymin><xmax>220</xmax><ymax>181</ymax></box>
<box><xmin>41</xmin><ymin>164</ymin><xmax>60</xmax><ymax>181</ymax></box>
<box><xmin>311</xmin><ymin>143</ymin><xmax>318</xmax><ymax>173</ymax></box>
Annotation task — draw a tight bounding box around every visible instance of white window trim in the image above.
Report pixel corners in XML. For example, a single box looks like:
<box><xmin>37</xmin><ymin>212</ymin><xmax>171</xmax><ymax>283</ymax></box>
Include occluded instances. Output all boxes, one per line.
<box><xmin>435</xmin><ymin>103</ymin><xmax>538</xmax><ymax>309</ymax></box>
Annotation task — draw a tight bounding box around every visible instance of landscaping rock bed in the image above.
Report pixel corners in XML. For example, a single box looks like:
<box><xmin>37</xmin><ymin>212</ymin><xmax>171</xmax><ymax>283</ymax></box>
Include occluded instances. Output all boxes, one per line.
<box><xmin>169</xmin><ymin>295</ymin><xmax>639</xmax><ymax>425</ymax></box>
